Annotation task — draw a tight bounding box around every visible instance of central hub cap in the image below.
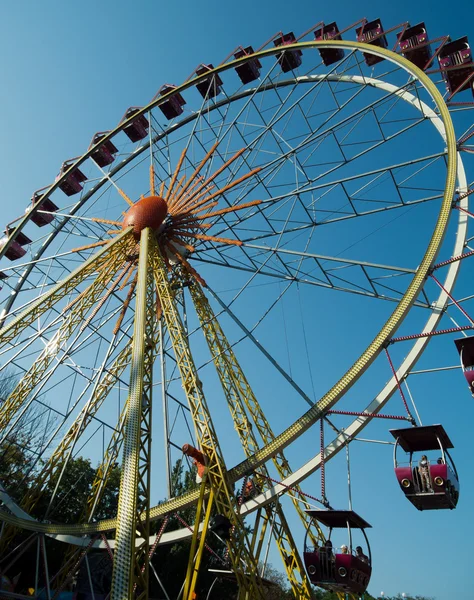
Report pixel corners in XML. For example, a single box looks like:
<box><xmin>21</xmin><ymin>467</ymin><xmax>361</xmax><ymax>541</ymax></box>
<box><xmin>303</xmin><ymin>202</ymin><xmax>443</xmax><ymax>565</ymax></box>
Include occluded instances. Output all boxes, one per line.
<box><xmin>122</xmin><ymin>195</ymin><xmax>168</xmax><ymax>239</ymax></box>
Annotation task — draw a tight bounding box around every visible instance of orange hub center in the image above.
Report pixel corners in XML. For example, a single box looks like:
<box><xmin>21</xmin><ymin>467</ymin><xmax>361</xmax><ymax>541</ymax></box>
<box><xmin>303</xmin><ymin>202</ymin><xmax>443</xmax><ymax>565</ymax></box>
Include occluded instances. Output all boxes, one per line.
<box><xmin>122</xmin><ymin>195</ymin><xmax>168</xmax><ymax>239</ymax></box>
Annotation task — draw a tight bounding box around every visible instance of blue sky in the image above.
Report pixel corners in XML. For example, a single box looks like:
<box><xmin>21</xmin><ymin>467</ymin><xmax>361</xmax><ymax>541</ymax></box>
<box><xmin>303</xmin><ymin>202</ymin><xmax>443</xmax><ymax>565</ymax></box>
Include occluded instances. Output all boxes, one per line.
<box><xmin>1</xmin><ymin>1</ymin><xmax>474</xmax><ymax>599</ymax></box>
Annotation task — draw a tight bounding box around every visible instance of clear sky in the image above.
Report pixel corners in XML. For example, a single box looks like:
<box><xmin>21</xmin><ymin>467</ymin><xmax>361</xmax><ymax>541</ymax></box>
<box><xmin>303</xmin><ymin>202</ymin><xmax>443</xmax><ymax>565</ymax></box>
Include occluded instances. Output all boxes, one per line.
<box><xmin>1</xmin><ymin>1</ymin><xmax>474</xmax><ymax>599</ymax></box>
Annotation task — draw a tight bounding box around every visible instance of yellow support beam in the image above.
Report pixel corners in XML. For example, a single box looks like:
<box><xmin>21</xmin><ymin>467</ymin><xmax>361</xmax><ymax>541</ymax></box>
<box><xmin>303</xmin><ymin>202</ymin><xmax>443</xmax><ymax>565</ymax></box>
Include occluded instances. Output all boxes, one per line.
<box><xmin>85</xmin><ymin>398</ymin><xmax>129</xmax><ymax>521</ymax></box>
<box><xmin>0</xmin><ymin>252</ymin><xmax>129</xmax><ymax>436</ymax></box>
<box><xmin>182</xmin><ymin>474</ymin><xmax>213</xmax><ymax>600</ymax></box>
<box><xmin>188</xmin><ymin>280</ymin><xmax>317</xmax><ymax>599</ymax></box>
<box><xmin>0</xmin><ymin>228</ymin><xmax>134</xmax><ymax>346</ymax></box>
<box><xmin>191</xmin><ymin>282</ymin><xmax>324</xmax><ymax>543</ymax></box>
<box><xmin>187</xmin><ymin>489</ymin><xmax>215</xmax><ymax>600</ymax></box>
<box><xmin>152</xmin><ymin>244</ymin><xmax>265</xmax><ymax>599</ymax></box>
<box><xmin>110</xmin><ymin>228</ymin><xmax>156</xmax><ymax>600</ymax></box>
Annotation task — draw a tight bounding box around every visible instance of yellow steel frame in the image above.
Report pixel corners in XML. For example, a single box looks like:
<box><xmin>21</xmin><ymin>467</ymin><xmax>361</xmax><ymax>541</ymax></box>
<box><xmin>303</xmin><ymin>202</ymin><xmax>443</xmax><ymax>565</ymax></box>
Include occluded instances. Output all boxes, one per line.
<box><xmin>86</xmin><ymin>398</ymin><xmax>129</xmax><ymax>520</ymax></box>
<box><xmin>152</xmin><ymin>242</ymin><xmax>266</xmax><ymax>599</ymax></box>
<box><xmin>0</xmin><ymin>234</ymin><xmax>135</xmax><ymax>555</ymax></box>
<box><xmin>20</xmin><ymin>344</ymin><xmax>132</xmax><ymax>516</ymax></box>
<box><xmin>0</xmin><ymin>250</ymin><xmax>129</xmax><ymax>435</ymax></box>
<box><xmin>189</xmin><ymin>280</ymin><xmax>325</xmax><ymax>543</ymax></box>
<box><xmin>86</xmin><ymin>299</ymin><xmax>163</xmax><ymax>523</ymax></box>
<box><xmin>188</xmin><ymin>279</ymin><xmax>318</xmax><ymax>599</ymax></box>
<box><xmin>187</xmin><ymin>492</ymin><xmax>215</xmax><ymax>600</ymax></box>
<box><xmin>110</xmin><ymin>228</ymin><xmax>155</xmax><ymax>600</ymax></box>
<box><xmin>0</xmin><ymin>228</ymin><xmax>134</xmax><ymax>346</ymax></box>
<box><xmin>182</xmin><ymin>473</ymin><xmax>214</xmax><ymax>600</ymax></box>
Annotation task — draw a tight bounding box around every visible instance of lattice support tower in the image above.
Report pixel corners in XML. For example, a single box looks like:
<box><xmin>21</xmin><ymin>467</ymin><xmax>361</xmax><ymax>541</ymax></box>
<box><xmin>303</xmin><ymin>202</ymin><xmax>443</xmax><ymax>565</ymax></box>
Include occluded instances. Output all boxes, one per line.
<box><xmin>0</xmin><ymin>229</ymin><xmax>134</xmax><ymax>344</ymax></box>
<box><xmin>0</xmin><ymin>245</ymin><xmax>132</xmax><ymax>436</ymax></box>
<box><xmin>152</xmin><ymin>243</ymin><xmax>266</xmax><ymax>599</ymax></box>
<box><xmin>0</xmin><ymin>233</ymin><xmax>135</xmax><ymax>555</ymax></box>
<box><xmin>189</xmin><ymin>280</ymin><xmax>326</xmax><ymax>538</ymax></box>
<box><xmin>188</xmin><ymin>279</ymin><xmax>317</xmax><ymax>599</ymax></box>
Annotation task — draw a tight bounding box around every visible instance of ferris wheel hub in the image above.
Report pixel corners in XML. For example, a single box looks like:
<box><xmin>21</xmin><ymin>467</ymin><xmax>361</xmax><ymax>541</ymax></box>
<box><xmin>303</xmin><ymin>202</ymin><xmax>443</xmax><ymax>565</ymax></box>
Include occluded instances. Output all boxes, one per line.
<box><xmin>122</xmin><ymin>195</ymin><xmax>168</xmax><ymax>239</ymax></box>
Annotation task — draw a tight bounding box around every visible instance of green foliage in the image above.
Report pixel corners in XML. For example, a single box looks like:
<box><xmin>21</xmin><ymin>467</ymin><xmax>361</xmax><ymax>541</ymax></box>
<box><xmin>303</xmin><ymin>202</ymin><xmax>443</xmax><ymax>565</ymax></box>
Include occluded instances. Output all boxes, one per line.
<box><xmin>0</xmin><ymin>438</ymin><xmax>34</xmax><ymax>502</ymax></box>
<box><xmin>30</xmin><ymin>459</ymin><xmax>121</xmax><ymax>523</ymax></box>
<box><xmin>0</xmin><ymin>369</ymin><xmax>52</xmax><ymax>504</ymax></box>
<box><xmin>0</xmin><ymin>369</ymin><xmax>121</xmax><ymax>525</ymax></box>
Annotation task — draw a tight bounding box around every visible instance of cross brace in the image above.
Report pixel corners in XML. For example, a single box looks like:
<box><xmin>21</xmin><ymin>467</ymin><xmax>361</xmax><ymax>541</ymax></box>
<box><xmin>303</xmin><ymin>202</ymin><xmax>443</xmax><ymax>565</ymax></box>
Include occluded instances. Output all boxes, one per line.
<box><xmin>188</xmin><ymin>279</ymin><xmax>318</xmax><ymax>599</ymax></box>
<box><xmin>152</xmin><ymin>242</ymin><xmax>266</xmax><ymax>599</ymax></box>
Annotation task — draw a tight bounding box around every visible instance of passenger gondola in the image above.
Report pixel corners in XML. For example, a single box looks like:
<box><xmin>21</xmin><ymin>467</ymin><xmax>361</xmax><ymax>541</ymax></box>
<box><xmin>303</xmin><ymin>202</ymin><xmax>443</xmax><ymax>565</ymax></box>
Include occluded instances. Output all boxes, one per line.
<box><xmin>454</xmin><ymin>336</ymin><xmax>474</xmax><ymax>396</ymax></box>
<box><xmin>303</xmin><ymin>509</ymin><xmax>372</xmax><ymax>595</ymax></box>
<box><xmin>390</xmin><ymin>424</ymin><xmax>459</xmax><ymax>510</ymax></box>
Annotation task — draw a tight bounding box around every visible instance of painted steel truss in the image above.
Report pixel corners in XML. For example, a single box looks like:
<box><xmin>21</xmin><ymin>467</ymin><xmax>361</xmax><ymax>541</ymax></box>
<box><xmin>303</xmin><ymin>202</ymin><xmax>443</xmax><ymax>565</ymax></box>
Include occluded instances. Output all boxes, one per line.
<box><xmin>152</xmin><ymin>242</ymin><xmax>266</xmax><ymax>599</ymax></box>
<box><xmin>189</xmin><ymin>279</ymin><xmax>323</xmax><ymax>599</ymax></box>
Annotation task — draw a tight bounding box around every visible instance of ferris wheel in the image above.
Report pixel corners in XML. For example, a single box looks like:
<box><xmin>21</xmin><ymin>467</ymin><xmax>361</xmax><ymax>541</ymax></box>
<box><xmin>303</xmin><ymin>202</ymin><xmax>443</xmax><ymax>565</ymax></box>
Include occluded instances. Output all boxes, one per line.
<box><xmin>0</xmin><ymin>15</ymin><xmax>473</xmax><ymax>600</ymax></box>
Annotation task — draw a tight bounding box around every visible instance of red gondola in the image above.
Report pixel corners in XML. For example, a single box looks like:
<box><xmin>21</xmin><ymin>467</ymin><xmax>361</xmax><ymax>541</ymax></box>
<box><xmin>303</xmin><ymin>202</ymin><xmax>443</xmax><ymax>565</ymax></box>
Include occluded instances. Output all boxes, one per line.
<box><xmin>397</xmin><ymin>23</ymin><xmax>432</xmax><ymax>70</ymax></box>
<box><xmin>121</xmin><ymin>107</ymin><xmax>149</xmax><ymax>143</ymax></box>
<box><xmin>195</xmin><ymin>64</ymin><xmax>223</xmax><ymax>99</ymax></box>
<box><xmin>57</xmin><ymin>159</ymin><xmax>87</xmax><ymax>196</ymax></box>
<box><xmin>454</xmin><ymin>336</ymin><xmax>474</xmax><ymax>395</ymax></box>
<box><xmin>28</xmin><ymin>189</ymin><xmax>58</xmax><ymax>227</ymax></box>
<box><xmin>390</xmin><ymin>425</ymin><xmax>459</xmax><ymax>510</ymax></box>
<box><xmin>314</xmin><ymin>22</ymin><xmax>345</xmax><ymax>66</ymax></box>
<box><xmin>234</xmin><ymin>47</ymin><xmax>262</xmax><ymax>84</ymax></box>
<box><xmin>240</xmin><ymin>476</ymin><xmax>261</xmax><ymax>502</ymax></box>
<box><xmin>273</xmin><ymin>32</ymin><xmax>303</xmax><ymax>73</ymax></box>
<box><xmin>0</xmin><ymin>237</ymin><xmax>25</xmax><ymax>261</ymax></box>
<box><xmin>156</xmin><ymin>84</ymin><xmax>186</xmax><ymax>119</ymax></box>
<box><xmin>89</xmin><ymin>132</ymin><xmax>118</xmax><ymax>167</ymax></box>
<box><xmin>438</xmin><ymin>36</ymin><xmax>474</xmax><ymax>95</ymax></box>
<box><xmin>0</xmin><ymin>228</ymin><xmax>31</xmax><ymax>261</ymax></box>
<box><xmin>304</xmin><ymin>510</ymin><xmax>372</xmax><ymax>596</ymax></box>
<box><xmin>356</xmin><ymin>19</ymin><xmax>388</xmax><ymax>66</ymax></box>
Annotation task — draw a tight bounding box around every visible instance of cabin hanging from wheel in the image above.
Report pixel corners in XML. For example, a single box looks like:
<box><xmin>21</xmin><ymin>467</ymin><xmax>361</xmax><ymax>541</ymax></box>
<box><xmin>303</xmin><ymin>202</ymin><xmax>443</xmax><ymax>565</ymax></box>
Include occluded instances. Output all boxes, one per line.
<box><xmin>314</xmin><ymin>22</ymin><xmax>345</xmax><ymax>66</ymax></box>
<box><xmin>273</xmin><ymin>32</ymin><xmax>303</xmax><ymax>72</ymax></box>
<box><xmin>156</xmin><ymin>84</ymin><xmax>186</xmax><ymax>119</ymax></box>
<box><xmin>195</xmin><ymin>64</ymin><xmax>223</xmax><ymax>99</ymax></box>
<box><xmin>397</xmin><ymin>22</ymin><xmax>432</xmax><ymax>69</ymax></box>
<box><xmin>390</xmin><ymin>424</ymin><xmax>459</xmax><ymax>510</ymax></box>
<box><xmin>356</xmin><ymin>19</ymin><xmax>388</xmax><ymax>66</ymax></box>
<box><xmin>0</xmin><ymin>228</ymin><xmax>31</xmax><ymax>261</ymax></box>
<box><xmin>89</xmin><ymin>132</ymin><xmax>118</xmax><ymax>167</ymax></box>
<box><xmin>304</xmin><ymin>510</ymin><xmax>372</xmax><ymax>596</ymax></box>
<box><xmin>234</xmin><ymin>47</ymin><xmax>262</xmax><ymax>84</ymax></box>
<box><xmin>454</xmin><ymin>336</ymin><xmax>474</xmax><ymax>395</ymax></box>
<box><xmin>57</xmin><ymin>159</ymin><xmax>87</xmax><ymax>196</ymax></box>
<box><xmin>28</xmin><ymin>188</ymin><xmax>58</xmax><ymax>227</ymax></box>
<box><xmin>438</xmin><ymin>36</ymin><xmax>474</xmax><ymax>95</ymax></box>
<box><xmin>121</xmin><ymin>107</ymin><xmax>149</xmax><ymax>142</ymax></box>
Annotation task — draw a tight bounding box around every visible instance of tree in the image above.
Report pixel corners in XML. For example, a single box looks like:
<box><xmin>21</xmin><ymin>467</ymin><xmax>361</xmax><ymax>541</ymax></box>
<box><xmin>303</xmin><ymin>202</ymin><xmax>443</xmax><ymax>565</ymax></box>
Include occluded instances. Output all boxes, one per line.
<box><xmin>1</xmin><ymin>455</ymin><xmax>122</xmax><ymax>593</ymax></box>
<box><xmin>258</xmin><ymin>562</ymin><xmax>293</xmax><ymax>599</ymax></box>
<box><xmin>32</xmin><ymin>459</ymin><xmax>121</xmax><ymax>523</ymax></box>
<box><xmin>0</xmin><ymin>368</ymin><xmax>61</xmax><ymax>505</ymax></box>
